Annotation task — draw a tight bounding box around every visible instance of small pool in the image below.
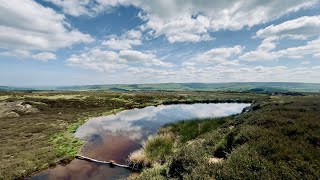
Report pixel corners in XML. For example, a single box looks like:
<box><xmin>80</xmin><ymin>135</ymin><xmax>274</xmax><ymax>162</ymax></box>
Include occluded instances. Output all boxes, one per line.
<box><xmin>31</xmin><ymin>103</ymin><xmax>250</xmax><ymax>180</ymax></box>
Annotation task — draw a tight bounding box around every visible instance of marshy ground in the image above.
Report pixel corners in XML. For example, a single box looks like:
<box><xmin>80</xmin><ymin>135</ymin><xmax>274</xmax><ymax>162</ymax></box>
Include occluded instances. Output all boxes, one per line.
<box><xmin>0</xmin><ymin>91</ymin><xmax>319</xmax><ymax>179</ymax></box>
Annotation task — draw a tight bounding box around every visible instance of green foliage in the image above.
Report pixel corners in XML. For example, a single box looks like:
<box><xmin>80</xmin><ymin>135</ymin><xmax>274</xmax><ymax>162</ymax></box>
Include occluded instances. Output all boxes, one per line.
<box><xmin>144</xmin><ymin>134</ymin><xmax>175</xmax><ymax>161</ymax></box>
<box><xmin>163</xmin><ymin>118</ymin><xmax>227</xmax><ymax>143</ymax></box>
<box><xmin>130</xmin><ymin>164</ymin><xmax>168</xmax><ymax>180</ymax></box>
<box><xmin>50</xmin><ymin>132</ymin><xmax>84</xmax><ymax>158</ymax></box>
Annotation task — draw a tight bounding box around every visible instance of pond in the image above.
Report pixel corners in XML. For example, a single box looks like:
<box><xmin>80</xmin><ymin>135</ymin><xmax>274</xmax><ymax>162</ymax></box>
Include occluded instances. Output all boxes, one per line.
<box><xmin>31</xmin><ymin>103</ymin><xmax>250</xmax><ymax>180</ymax></box>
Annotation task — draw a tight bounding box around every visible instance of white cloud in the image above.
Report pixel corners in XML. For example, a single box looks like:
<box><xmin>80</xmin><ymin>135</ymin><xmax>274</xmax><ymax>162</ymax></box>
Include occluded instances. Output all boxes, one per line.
<box><xmin>32</xmin><ymin>52</ymin><xmax>57</xmax><ymax>61</ymax></box>
<box><xmin>67</xmin><ymin>48</ymin><xmax>173</xmax><ymax>72</ymax></box>
<box><xmin>301</xmin><ymin>61</ymin><xmax>310</xmax><ymax>65</ymax></box>
<box><xmin>256</xmin><ymin>15</ymin><xmax>320</xmax><ymax>39</ymax></box>
<box><xmin>240</xmin><ymin>37</ymin><xmax>279</xmax><ymax>61</ymax></box>
<box><xmin>139</xmin><ymin>0</ymin><xmax>318</xmax><ymax>43</ymax></box>
<box><xmin>175</xmin><ymin>64</ymin><xmax>319</xmax><ymax>83</ymax></box>
<box><xmin>67</xmin><ymin>48</ymin><xmax>126</xmax><ymax>72</ymax></box>
<box><xmin>277</xmin><ymin>38</ymin><xmax>320</xmax><ymax>59</ymax></box>
<box><xmin>314</xmin><ymin>53</ymin><xmax>320</xmax><ymax>58</ymax></box>
<box><xmin>195</xmin><ymin>45</ymin><xmax>244</xmax><ymax>63</ymax></box>
<box><xmin>241</xmin><ymin>38</ymin><xmax>320</xmax><ymax>61</ymax></box>
<box><xmin>0</xmin><ymin>0</ymin><xmax>94</xmax><ymax>52</ymax></box>
<box><xmin>45</xmin><ymin>0</ymin><xmax>319</xmax><ymax>43</ymax></box>
<box><xmin>0</xmin><ymin>50</ymin><xmax>31</xmax><ymax>58</ymax></box>
<box><xmin>0</xmin><ymin>50</ymin><xmax>56</xmax><ymax>61</ymax></box>
<box><xmin>67</xmin><ymin>50</ymin><xmax>320</xmax><ymax>83</ymax></box>
<box><xmin>144</xmin><ymin>15</ymin><xmax>214</xmax><ymax>43</ymax></box>
<box><xmin>241</xmin><ymin>15</ymin><xmax>320</xmax><ymax>61</ymax></box>
<box><xmin>44</xmin><ymin>0</ymin><xmax>92</xmax><ymax>17</ymax></box>
<box><xmin>45</xmin><ymin>0</ymin><xmax>132</xmax><ymax>16</ymax></box>
<box><xmin>102</xmin><ymin>30</ymin><xmax>142</xmax><ymax>50</ymax></box>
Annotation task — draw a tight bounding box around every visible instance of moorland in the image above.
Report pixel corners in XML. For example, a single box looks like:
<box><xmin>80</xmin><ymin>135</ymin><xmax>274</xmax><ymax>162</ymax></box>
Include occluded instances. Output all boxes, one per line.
<box><xmin>0</xmin><ymin>89</ymin><xmax>319</xmax><ymax>179</ymax></box>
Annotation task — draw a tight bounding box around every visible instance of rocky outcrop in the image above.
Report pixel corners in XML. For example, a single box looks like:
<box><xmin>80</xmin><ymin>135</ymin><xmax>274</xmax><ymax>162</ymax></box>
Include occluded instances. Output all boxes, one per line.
<box><xmin>0</xmin><ymin>101</ymin><xmax>39</xmax><ymax>118</ymax></box>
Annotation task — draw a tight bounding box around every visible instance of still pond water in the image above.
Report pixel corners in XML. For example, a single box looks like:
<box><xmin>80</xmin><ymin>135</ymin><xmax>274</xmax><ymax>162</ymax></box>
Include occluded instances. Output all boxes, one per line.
<box><xmin>31</xmin><ymin>103</ymin><xmax>250</xmax><ymax>180</ymax></box>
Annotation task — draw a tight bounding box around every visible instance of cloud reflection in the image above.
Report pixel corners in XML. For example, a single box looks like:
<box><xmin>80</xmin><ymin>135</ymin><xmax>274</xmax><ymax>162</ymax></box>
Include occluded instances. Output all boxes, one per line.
<box><xmin>75</xmin><ymin>103</ymin><xmax>250</xmax><ymax>143</ymax></box>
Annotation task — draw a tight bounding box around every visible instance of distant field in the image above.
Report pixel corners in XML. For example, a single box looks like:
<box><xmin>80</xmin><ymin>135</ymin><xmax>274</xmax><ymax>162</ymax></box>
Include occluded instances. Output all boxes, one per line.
<box><xmin>1</xmin><ymin>82</ymin><xmax>320</xmax><ymax>93</ymax></box>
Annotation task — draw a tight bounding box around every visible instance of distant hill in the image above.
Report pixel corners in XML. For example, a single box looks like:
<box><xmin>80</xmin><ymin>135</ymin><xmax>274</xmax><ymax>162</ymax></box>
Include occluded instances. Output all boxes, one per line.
<box><xmin>1</xmin><ymin>82</ymin><xmax>320</xmax><ymax>93</ymax></box>
<box><xmin>0</xmin><ymin>86</ymin><xmax>34</xmax><ymax>91</ymax></box>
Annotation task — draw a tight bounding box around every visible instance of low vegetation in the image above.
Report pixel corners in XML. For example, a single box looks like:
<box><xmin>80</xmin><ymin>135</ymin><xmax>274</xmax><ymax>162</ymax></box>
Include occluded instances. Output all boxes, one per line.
<box><xmin>2</xmin><ymin>90</ymin><xmax>318</xmax><ymax>179</ymax></box>
<box><xmin>130</xmin><ymin>94</ymin><xmax>320</xmax><ymax>179</ymax></box>
<box><xmin>0</xmin><ymin>91</ymin><xmax>263</xmax><ymax>179</ymax></box>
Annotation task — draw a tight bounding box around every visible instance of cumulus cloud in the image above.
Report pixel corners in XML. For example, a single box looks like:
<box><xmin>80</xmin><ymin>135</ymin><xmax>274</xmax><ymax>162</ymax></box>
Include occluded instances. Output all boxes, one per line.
<box><xmin>67</xmin><ymin>48</ymin><xmax>173</xmax><ymax>72</ymax></box>
<box><xmin>67</xmin><ymin>48</ymin><xmax>126</xmax><ymax>72</ymax></box>
<box><xmin>44</xmin><ymin>0</ymin><xmax>93</xmax><ymax>17</ymax></box>
<box><xmin>102</xmin><ymin>30</ymin><xmax>142</xmax><ymax>50</ymax></box>
<box><xmin>256</xmin><ymin>15</ymin><xmax>320</xmax><ymax>39</ymax></box>
<box><xmin>45</xmin><ymin>0</ymin><xmax>319</xmax><ymax>43</ymax></box>
<box><xmin>241</xmin><ymin>15</ymin><xmax>320</xmax><ymax>61</ymax></box>
<box><xmin>0</xmin><ymin>50</ymin><xmax>56</xmax><ymax>61</ymax></box>
<box><xmin>32</xmin><ymin>52</ymin><xmax>57</xmax><ymax>61</ymax></box>
<box><xmin>118</xmin><ymin>50</ymin><xmax>173</xmax><ymax>67</ymax></box>
<box><xmin>240</xmin><ymin>37</ymin><xmax>279</xmax><ymax>61</ymax></box>
<box><xmin>277</xmin><ymin>38</ymin><xmax>320</xmax><ymax>59</ymax></box>
<box><xmin>0</xmin><ymin>0</ymin><xmax>94</xmax><ymax>54</ymax></box>
<box><xmin>67</xmin><ymin>47</ymin><xmax>320</xmax><ymax>83</ymax></box>
<box><xmin>176</xmin><ymin>63</ymin><xmax>319</xmax><ymax>83</ymax></box>
<box><xmin>241</xmin><ymin>38</ymin><xmax>320</xmax><ymax>61</ymax></box>
<box><xmin>314</xmin><ymin>53</ymin><xmax>320</xmax><ymax>58</ymax></box>
<box><xmin>195</xmin><ymin>45</ymin><xmax>244</xmax><ymax>63</ymax></box>
<box><xmin>143</xmin><ymin>15</ymin><xmax>214</xmax><ymax>43</ymax></box>
<box><xmin>44</xmin><ymin>0</ymin><xmax>132</xmax><ymax>16</ymax></box>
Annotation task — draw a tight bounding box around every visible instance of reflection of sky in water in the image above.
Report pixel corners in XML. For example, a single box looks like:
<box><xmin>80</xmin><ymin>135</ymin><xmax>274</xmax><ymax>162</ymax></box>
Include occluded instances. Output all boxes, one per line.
<box><xmin>30</xmin><ymin>103</ymin><xmax>250</xmax><ymax>180</ymax></box>
<box><xmin>75</xmin><ymin>103</ymin><xmax>250</xmax><ymax>144</ymax></box>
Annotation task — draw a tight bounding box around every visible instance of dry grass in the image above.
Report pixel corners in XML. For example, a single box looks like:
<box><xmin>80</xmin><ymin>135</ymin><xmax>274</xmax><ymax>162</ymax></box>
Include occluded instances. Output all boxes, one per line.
<box><xmin>128</xmin><ymin>149</ymin><xmax>151</xmax><ymax>168</ymax></box>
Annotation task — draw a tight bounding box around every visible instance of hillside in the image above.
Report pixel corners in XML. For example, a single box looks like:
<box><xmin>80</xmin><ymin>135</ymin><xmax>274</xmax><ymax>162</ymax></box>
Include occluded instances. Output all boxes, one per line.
<box><xmin>1</xmin><ymin>82</ymin><xmax>320</xmax><ymax>93</ymax></box>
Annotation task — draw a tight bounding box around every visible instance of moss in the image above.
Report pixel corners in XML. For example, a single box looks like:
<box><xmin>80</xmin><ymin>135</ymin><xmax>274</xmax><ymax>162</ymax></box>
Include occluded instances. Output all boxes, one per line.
<box><xmin>50</xmin><ymin>132</ymin><xmax>84</xmax><ymax>159</ymax></box>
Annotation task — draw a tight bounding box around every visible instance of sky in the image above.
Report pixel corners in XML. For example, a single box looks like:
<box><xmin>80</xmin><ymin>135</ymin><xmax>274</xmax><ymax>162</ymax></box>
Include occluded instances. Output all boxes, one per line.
<box><xmin>0</xmin><ymin>0</ymin><xmax>320</xmax><ymax>86</ymax></box>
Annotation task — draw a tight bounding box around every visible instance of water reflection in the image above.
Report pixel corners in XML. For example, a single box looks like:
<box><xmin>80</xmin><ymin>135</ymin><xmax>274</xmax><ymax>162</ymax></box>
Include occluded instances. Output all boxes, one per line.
<box><xmin>31</xmin><ymin>103</ymin><xmax>250</xmax><ymax>180</ymax></box>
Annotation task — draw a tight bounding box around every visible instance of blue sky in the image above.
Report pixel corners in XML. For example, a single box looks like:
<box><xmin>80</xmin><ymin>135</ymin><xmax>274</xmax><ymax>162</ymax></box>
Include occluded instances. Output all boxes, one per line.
<box><xmin>0</xmin><ymin>0</ymin><xmax>320</xmax><ymax>86</ymax></box>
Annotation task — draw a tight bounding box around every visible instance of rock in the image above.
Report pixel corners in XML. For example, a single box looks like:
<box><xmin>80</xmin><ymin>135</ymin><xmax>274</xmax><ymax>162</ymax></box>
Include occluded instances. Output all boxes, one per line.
<box><xmin>0</xmin><ymin>100</ymin><xmax>39</xmax><ymax>118</ymax></box>
<box><xmin>0</xmin><ymin>111</ymin><xmax>20</xmax><ymax>118</ymax></box>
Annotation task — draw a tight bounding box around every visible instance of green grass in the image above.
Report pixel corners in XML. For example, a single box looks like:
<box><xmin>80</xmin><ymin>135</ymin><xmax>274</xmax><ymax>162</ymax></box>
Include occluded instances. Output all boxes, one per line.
<box><xmin>130</xmin><ymin>163</ymin><xmax>167</xmax><ymax>180</ymax></box>
<box><xmin>144</xmin><ymin>134</ymin><xmax>175</xmax><ymax>161</ymax></box>
<box><xmin>136</xmin><ymin>94</ymin><xmax>320</xmax><ymax>179</ymax></box>
<box><xmin>162</xmin><ymin>117</ymin><xmax>227</xmax><ymax>143</ymax></box>
<box><xmin>50</xmin><ymin>132</ymin><xmax>84</xmax><ymax>159</ymax></box>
